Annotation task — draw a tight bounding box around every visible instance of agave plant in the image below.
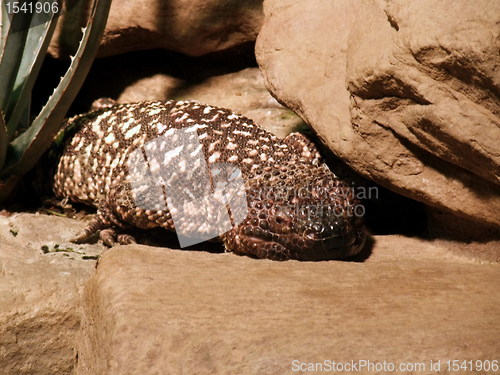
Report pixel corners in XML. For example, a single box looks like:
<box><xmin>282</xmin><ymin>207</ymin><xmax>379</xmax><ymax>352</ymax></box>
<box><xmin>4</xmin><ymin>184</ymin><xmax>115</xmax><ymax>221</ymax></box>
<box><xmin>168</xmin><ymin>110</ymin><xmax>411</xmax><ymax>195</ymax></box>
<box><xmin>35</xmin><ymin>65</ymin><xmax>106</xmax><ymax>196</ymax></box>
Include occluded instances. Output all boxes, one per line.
<box><xmin>0</xmin><ymin>0</ymin><xmax>112</xmax><ymax>203</ymax></box>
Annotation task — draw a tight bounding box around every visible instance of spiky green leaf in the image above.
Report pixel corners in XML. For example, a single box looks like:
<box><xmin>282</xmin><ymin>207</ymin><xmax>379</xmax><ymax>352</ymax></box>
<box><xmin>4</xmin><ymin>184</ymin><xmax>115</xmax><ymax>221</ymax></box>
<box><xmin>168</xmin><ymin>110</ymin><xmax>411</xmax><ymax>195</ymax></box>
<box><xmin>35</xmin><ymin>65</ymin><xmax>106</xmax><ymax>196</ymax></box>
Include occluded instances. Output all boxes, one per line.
<box><xmin>0</xmin><ymin>9</ymin><xmax>34</xmax><ymax>114</ymax></box>
<box><xmin>0</xmin><ymin>0</ymin><xmax>112</xmax><ymax>201</ymax></box>
<box><xmin>5</xmin><ymin>4</ymin><xmax>60</xmax><ymax>137</ymax></box>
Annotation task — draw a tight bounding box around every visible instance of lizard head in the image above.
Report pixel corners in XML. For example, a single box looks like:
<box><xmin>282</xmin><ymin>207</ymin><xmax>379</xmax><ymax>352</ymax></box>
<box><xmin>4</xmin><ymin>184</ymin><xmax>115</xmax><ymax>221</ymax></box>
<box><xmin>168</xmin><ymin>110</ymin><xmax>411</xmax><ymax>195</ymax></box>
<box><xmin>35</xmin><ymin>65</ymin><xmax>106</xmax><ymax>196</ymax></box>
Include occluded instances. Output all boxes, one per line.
<box><xmin>223</xmin><ymin>163</ymin><xmax>366</xmax><ymax>261</ymax></box>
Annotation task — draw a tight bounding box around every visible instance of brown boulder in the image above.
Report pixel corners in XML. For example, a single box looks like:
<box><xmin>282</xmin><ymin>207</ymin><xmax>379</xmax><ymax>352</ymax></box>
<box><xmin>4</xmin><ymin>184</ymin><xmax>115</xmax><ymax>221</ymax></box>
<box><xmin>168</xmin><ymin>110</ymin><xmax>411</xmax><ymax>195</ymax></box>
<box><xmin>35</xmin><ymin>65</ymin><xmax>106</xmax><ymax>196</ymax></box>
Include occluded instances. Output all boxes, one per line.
<box><xmin>50</xmin><ymin>0</ymin><xmax>264</xmax><ymax>58</ymax></box>
<box><xmin>76</xmin><ymin>243</ymin><xmax>500</xmax><ymax>374</ymax></box>
<box><xmin>116</xmin><ymin>67</ymin><xmax>306</xmax><ymax>138</ymax></box>
<box><xmin>255</xmin><ymin>0</ymin><xmax>500</xmax><ymax>231</ymax></box>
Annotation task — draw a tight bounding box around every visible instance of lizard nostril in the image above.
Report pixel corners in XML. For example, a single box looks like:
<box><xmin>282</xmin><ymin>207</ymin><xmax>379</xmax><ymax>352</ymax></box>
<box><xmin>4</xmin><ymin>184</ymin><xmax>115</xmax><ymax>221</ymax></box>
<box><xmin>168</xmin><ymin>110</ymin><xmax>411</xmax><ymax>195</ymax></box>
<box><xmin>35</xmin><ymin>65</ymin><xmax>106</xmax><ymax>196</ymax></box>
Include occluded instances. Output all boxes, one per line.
<box><xmin>311</xmin><ymin>223</ymin><xmax>323</xmax><ymax>233</ymax></box>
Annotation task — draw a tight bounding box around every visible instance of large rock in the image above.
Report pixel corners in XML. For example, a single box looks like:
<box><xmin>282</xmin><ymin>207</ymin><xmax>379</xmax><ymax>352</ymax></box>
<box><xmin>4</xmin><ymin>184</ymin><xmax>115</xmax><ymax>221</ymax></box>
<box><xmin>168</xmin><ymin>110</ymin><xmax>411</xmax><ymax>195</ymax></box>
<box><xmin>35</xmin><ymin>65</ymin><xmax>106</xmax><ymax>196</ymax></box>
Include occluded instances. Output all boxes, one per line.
<box><xmin>49</xmin><ymin>0</ymin><xmax>264</xmax><ymax>58</ymax></box>
<box><xmin>64</xmin><ymin>47</ymin><xmax>307</xmax><ymax>139</ymax></box>
<box><xmin>255</xmin><ymin>0</ymin><xmax>500</xmax><ymax>231</ymax></box>
<box><xmin>115</xmin><ymin>67</ymin><xmax>306</xmax><ymax>138</ymax></box>
<box><xmin>77</xmin><ymin>242</ymin><xmax>500</xmax><ymax>374</ymax></box>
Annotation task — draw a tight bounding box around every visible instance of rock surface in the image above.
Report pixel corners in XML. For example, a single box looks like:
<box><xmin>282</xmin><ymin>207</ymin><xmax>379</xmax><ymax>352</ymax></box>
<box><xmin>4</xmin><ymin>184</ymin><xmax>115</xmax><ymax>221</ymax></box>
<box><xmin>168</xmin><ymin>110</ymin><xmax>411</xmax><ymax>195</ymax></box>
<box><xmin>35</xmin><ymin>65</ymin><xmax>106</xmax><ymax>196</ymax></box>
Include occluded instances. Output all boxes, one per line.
<box><xmin>49</xmin><ymin>0</ymin><xmax>263</xmax><ymax>58</ymax></box>
<box><xmin>0</xmin><ymin>213</ymin><xmax>498</xmax><ymax>373</ymax></box>
<box><xmin>255</xmin><ymin>0</ymin><xmax>500</xmax><ymax>231</ymax></box>
<box><xmin>115</xmin><ymin>67</ymin><xmax>307</xmax><ymax>138</ymax></box>
<box><xmin>0</xmin><ymin>213</ymin><xmax>103</xmax><ymax>375</ymax></box>
<box><xmin>77</xmin><ymin>241</ymin><xmax>500</xmax><ymax>374</ymax></box>
<box><xmin>66</xmin><ymin>49</ymin><xmax>308</xmax><ymax>139</ymax></box>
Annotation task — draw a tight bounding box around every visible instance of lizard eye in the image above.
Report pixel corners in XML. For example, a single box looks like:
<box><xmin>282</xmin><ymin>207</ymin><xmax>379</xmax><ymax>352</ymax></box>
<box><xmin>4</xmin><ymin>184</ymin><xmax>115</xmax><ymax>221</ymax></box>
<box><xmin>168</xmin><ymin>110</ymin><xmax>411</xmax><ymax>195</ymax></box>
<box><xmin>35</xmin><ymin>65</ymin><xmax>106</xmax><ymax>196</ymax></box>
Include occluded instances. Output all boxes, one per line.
<box><xmin>311</xmin><ymin>222</ymin><xmax>323</xmax><ymax>233</ymax></box>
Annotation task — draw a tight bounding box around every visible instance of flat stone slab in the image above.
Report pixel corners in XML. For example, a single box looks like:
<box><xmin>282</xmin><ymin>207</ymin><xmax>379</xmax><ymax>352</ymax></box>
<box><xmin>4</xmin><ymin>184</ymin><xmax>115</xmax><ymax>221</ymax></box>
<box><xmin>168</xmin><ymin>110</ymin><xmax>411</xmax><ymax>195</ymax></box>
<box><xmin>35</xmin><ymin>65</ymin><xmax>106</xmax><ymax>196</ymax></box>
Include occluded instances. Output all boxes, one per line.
<box><xmin>78</xmin><ymin>237</ymin><xmax>500</xmax><ymax>374</ymax></box>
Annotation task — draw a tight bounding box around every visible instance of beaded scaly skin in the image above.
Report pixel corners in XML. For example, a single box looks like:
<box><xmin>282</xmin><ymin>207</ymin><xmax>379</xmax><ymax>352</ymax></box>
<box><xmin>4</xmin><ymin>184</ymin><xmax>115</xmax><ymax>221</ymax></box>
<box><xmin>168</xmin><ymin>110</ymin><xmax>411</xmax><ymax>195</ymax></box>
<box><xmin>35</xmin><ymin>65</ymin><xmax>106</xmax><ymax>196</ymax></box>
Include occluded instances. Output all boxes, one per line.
<box><xmin>53</xmin><ymin>100</ymin><xmax>365</xmax><ymax>260</ymax></box>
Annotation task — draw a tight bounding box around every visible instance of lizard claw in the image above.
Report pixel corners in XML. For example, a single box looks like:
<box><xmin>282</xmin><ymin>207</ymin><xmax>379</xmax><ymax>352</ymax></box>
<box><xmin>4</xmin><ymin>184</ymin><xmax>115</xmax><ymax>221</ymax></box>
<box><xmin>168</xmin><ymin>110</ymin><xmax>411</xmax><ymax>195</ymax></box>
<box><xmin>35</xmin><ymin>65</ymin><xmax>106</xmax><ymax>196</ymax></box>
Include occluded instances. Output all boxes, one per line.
<box><xmin>71</xmin><ymin>217</ymin><xmax>104</xmax><ymax>243</ymax></box>
<box><xmin>100</xmin><ymin>228</ymin><xmax>117</xmax><ymax>247</ymax></box>
<box><xmin>117</xmin><ymin>234</ymin><xmax>137</xmax><ymax>245</ymax></box>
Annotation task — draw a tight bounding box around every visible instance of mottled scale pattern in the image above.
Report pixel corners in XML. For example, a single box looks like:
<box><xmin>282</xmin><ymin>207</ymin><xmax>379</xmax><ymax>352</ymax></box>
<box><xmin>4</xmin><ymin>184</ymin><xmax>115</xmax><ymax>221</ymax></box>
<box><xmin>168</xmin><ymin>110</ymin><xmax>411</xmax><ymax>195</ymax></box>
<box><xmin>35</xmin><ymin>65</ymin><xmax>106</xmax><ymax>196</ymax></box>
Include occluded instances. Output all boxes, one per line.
<box><xmin>53</xmin><ymin>100</ymin><xmax>365</xmax><ymax>260</ymax></box>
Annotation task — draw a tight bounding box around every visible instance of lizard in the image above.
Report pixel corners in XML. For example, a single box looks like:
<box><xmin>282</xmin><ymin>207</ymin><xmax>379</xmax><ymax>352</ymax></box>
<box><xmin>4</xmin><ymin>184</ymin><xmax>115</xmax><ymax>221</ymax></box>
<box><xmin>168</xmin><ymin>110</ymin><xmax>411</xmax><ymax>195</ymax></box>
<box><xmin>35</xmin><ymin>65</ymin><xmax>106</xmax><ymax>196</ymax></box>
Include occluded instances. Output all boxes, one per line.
<box><xmin>52</xmin><ymin>99</ymin><xmax>366</xmax><ymax>260</ymax></box>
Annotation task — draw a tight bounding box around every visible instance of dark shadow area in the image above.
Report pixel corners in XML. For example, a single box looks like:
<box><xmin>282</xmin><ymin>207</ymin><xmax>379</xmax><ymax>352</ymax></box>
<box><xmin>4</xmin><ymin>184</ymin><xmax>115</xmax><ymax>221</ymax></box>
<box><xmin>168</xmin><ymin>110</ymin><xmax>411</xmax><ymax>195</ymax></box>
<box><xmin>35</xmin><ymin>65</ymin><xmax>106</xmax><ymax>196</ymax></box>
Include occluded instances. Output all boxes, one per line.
<box><xmin>311</xmin><ymin>133</ymin><xmax>428</xmax><ymax>238</ymax></box>
<box><xmin>363</xmin><ymin>185</ymin><xmax>427</xmax><ymax>236</ymax></box>
<box><xmin>31</xmin><ymin>43</ymin><xmax>258</xmax><ymax>118</ymax></box>
<box><xmin>347</xmin><ymin>235</ymin><xmax>375</xmax><ymax>262</ymax></box>
<box><xmin>136</xmin><ymin>226</ymin><xmax>225</xmax><ymax>254</ymax></box>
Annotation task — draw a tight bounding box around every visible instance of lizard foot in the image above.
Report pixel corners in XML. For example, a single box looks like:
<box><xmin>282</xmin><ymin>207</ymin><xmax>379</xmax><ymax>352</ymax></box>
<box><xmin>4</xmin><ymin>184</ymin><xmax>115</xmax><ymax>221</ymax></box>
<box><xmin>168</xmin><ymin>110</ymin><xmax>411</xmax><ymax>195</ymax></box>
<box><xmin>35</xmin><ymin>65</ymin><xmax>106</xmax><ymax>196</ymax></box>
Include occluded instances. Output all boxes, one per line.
<box><xmin>71</xmin><ymin>217</ymin><xmax>104</xmax><ymax>244</ymax></box>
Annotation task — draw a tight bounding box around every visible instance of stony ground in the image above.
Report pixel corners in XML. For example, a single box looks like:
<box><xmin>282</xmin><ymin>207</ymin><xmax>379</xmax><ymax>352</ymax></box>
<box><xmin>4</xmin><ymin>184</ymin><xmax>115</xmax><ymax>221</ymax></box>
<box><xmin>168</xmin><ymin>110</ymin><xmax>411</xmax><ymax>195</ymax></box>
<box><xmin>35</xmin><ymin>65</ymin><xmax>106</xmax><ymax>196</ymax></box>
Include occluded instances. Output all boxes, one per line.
<box><xmin>0</xmin><ymin>212</ymin><xmax>499</xmax><ymax>374</ymax></box>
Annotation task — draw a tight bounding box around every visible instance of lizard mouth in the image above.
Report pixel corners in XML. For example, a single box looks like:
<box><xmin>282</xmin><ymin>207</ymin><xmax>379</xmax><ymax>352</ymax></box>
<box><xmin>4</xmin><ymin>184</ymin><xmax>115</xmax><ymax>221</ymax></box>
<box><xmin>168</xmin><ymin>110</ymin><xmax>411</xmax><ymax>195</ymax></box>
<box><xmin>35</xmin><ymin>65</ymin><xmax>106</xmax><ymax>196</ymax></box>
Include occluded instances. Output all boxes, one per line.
<box><xmin>245</xmin><ymin>231</ymin><xmax>356</xmax><ymax>250</ymax></box>
<box><xmin>233</xmin><ymin>216</ymin><xmax>365</xmax><ymax>261</ymax></box>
